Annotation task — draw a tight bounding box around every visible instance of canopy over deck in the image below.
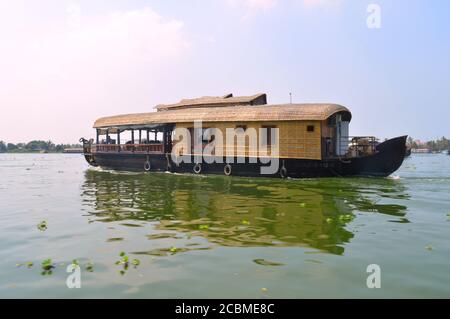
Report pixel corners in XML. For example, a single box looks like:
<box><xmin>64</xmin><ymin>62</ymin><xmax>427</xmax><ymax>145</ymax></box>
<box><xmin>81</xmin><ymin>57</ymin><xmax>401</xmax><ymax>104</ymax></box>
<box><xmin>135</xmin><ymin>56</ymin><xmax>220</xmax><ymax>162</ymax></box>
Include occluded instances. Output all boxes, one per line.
<box><xmin>94</xmin><ymin>103</ymin><xmax>352</xmax><ymax>129</ymax></box>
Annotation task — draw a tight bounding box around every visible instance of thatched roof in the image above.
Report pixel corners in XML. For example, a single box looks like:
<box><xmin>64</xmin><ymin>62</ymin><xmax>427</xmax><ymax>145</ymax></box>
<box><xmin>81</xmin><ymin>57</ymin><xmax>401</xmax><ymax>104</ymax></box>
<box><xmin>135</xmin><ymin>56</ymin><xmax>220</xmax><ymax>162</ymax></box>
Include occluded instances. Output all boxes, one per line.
<box><xmin>94</xmin><ymin>103</ymin><xmax>351</xmax><ymax>129</ymax></box>
<box><xmin>156</xmin><ymin>93</ymin><xmax>267</xmax><ymax>111</ymax></box>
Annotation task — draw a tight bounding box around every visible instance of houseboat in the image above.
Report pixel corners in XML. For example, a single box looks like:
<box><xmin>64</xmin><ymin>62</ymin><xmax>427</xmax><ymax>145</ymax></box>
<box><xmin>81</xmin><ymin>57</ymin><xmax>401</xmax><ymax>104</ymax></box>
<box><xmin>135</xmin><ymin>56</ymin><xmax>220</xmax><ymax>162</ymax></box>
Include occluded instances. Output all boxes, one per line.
<box><xmin>80</xmin><ymin>93</ymin><xmax>407</xmax><ymax>178</ymax></box>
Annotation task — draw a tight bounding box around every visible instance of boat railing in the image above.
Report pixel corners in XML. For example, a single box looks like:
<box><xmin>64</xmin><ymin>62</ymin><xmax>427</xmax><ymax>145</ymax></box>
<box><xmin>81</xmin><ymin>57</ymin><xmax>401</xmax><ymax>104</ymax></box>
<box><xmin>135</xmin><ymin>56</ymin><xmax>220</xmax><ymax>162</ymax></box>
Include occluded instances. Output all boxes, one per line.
<box><xmin>93</xmin><ymin>143</ymin><xmax>164</xmax><ymax>154</ymax></box>
<box><xmin>80</xmin><ymin>138</ymin><xmax>93</xmax><ymax>154</ymax></box>
<box><xmin>345</xmin><ymin>136</ymin><xmax>378</xmax><ymax>157</ymax></box>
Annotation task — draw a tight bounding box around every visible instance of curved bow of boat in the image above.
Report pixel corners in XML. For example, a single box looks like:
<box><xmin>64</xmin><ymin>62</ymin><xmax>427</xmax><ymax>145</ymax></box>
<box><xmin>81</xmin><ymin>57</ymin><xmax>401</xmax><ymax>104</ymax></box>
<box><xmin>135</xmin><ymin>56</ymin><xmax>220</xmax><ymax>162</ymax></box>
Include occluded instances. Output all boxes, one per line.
<box><xmin>345</xmin><ymin>135</ymin><xmax>408</xmax><ymax>177</ymax></box>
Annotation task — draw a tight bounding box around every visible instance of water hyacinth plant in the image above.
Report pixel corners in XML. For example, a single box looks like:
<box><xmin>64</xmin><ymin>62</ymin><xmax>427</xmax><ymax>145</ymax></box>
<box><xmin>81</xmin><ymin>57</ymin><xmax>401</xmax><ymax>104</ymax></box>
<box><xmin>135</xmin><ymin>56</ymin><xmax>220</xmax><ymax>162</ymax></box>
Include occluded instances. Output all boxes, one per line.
<box><xmin>37</xmin><ymin>221</ymin><xmax>47</xmax><ymax>231</ymax></box>
<box><xmin>41</xmin><ymin>259</ymin><xmax>54</xmax><ymax>275</ymax></box>
<box><xmin>169</xmin><ymin>246</ymin><xmax>178</xmax><ymax>253</ymax></box>
<box><xmin>116</xmin><ymin>251</ymin><xmax>129</xmax><ymax>265</ymax></box>
<box><xmin>86</xmin><ymin>262</ymin><xmax>94</xmax><ymax>272</ymax></box>
<box><xmin>115</xmin><ymin>252</ymin><xmax>140</xmax><ymax>274</ymax></box>
<box><xmin>131</xmin><ymin>259</ymin><xmax>140</xmax><ymax>267</ymax></box>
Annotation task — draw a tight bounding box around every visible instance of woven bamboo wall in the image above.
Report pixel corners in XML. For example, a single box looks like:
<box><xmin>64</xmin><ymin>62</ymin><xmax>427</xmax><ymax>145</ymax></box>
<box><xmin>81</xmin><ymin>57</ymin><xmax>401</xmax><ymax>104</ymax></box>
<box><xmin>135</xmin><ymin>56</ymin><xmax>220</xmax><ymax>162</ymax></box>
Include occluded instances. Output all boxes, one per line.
<box><xmin>172</xmin><ymin>121</ymin><xmax>322</xmax><ymax>160</ymax></box>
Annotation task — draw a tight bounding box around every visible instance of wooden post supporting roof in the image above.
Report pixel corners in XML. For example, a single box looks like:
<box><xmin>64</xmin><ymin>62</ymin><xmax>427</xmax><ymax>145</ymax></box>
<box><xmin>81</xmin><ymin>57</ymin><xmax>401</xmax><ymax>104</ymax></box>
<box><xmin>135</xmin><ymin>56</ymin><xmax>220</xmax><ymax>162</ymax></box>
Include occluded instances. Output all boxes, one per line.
<box><xmin>162</xmin><ymin>127</ymin><xmax>167</xmax><ymax>154</ymax></box>
<box><xmin>117</xmin><ymin>130</ymin><xmax>121</xmax><ymax>151</ymax></box>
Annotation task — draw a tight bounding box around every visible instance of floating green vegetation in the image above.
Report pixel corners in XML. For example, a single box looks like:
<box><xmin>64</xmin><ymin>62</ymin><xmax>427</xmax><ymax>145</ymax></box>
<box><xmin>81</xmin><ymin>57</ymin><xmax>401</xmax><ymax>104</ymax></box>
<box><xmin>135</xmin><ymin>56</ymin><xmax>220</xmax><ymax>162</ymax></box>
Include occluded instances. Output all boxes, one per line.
<box><xmin>426</xmin><ymin>245</ymin><xmax>434</xmax><ymax>251</ymax></box>
<box><xmin>131</xmin><ymin>259</ymin><xmax>140</xmax><ymax>266</ymax></box>
<box><xmin>447</xmin><ymin>213</ymin><xmax>450</xmax><ymax>221</ymax></box>
<box><xmin>86</xmin><ymin>262</ymin><xmax>94</xmax><ymax>272</ymax></box>
<box><xmin>41</xmin><ymin>259</ymin><xmax>54</xmax><ymax>275</ymax></box>
<box><xmin>253</xmin><ymin>259</ymin><xmax>285</xmax><ymax>267</ymax></box>
<box><xmin>16</xmin><ymin>261</ymin><xmax>34</xmax><ymax>268</ymax></box>
<box><xmin>325</xmin><ymin>215</ymin><xmax>354</xmax><ymax>225</ymax></box>
<box><xmin>17</xmin><ymin>258</ymin><xmax>97</xmax><ymax>274</ymax></box>
<box><xmin>119</xmin><ymin>251</ymin><xmax>129</xmax><ymax>263</ymax></box>
<box><xmin>338</xmin><ymin>214</ymin><xmax>355</xmax><ymax>223</ymax></box>
<box><xmin>241</xmin><ymin>220</ymin><xmax>250</xmax><ymax>225</ymax></box>
<box><xmin>115</xmin><ymin>252</ymin><xmax>140</xmax><ymax>275</ymax></box>
<box><xmin>37</xmin><ymin>221</ymin><xmax>47</xmax><ymax>231</ymax></box>
<box><xmin>169</xmin><ymin>246</ymin><xmax>178</xmax><ymax>253</ymax></box>
<box><xmin>199</xmin><ymin>224</ymin><xmax>209</xmax><ymax>230</ymax></box>
<box><xmin>299</xmin><ymin>203</ymin><xmax>307</xmax><ymax>208</ymax></box>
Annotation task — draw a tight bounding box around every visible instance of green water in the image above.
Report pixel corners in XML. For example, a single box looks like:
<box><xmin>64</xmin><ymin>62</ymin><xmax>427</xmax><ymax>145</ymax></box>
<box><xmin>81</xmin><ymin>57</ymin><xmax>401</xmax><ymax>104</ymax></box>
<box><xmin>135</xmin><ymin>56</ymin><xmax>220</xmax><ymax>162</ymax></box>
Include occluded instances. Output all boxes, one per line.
<box><xmin>0</xmin><ymin>154</ymin><xmax>449</xmax><ymax>298</ymax></box>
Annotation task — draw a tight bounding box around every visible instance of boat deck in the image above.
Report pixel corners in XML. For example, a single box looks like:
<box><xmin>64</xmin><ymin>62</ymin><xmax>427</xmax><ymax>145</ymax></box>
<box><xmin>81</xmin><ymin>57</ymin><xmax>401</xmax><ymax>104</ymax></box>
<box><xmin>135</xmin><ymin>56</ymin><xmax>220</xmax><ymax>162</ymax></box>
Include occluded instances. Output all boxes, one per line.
<box><xmin>92</xmin><ymin>144</ymin><xmax>164</xmax><ymax>154</ymax></box>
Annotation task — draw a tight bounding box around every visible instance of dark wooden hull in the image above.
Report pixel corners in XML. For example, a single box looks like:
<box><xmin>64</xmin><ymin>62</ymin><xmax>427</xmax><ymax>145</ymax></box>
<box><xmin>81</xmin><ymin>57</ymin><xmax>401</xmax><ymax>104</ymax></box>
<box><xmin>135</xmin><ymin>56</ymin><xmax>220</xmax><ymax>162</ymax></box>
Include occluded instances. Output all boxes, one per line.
<box><xmin>84</xmin><ymin>136</ymin><xmax>407</xmax><ymax>178</ymax></box>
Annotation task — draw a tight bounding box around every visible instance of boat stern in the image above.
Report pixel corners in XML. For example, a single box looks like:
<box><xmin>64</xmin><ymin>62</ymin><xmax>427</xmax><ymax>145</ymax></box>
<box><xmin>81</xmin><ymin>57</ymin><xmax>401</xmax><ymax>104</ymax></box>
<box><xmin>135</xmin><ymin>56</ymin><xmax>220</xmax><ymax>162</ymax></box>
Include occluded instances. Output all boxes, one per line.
<box><xmin>79</xmin><ymin>138</ymin><xmax>97</xmax><ymax>166</ymax></box>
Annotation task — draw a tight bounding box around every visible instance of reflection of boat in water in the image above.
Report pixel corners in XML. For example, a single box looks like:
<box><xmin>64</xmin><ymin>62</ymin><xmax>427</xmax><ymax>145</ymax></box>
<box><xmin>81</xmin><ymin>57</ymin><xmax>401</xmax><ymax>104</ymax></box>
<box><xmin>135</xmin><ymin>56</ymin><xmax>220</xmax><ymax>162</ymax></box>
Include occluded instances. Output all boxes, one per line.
<box><xmin>80</xmin><ymin>93</ymin><xmax>407</xmax><ymax>178</ymax></box>
<box><xmin>81</xmin><ymin>170</ymin><xmax>409</xmax><ymax>255</ymax></box>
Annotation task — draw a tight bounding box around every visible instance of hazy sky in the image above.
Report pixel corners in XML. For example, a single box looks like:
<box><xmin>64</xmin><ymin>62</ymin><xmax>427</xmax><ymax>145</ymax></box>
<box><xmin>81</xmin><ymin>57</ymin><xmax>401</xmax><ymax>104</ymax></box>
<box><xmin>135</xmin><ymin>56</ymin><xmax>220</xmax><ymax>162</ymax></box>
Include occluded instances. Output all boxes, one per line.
<box><xmin>0</xmin><ymin>0</ymin><xmax>449</xmax><ymax>143</ymax></box>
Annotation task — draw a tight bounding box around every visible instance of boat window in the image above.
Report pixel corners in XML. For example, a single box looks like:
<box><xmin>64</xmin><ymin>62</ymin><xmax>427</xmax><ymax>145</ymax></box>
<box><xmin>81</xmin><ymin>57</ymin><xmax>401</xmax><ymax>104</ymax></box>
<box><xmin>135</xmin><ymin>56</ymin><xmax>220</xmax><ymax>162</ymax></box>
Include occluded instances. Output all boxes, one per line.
<box><xmin>307</xmin><ymin>125</ymin><xmax>315</xmax><ymax>132</ymax></box>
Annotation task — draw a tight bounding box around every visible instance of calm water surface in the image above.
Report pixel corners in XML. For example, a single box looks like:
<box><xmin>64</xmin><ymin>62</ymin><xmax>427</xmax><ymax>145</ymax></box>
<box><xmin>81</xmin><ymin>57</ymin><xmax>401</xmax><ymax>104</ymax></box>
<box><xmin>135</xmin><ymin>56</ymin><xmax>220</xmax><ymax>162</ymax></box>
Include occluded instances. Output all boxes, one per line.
<box><xmin>0</xmin><ymin>154</ymin><xmax>449</xmax><ymax>298</ymax></box>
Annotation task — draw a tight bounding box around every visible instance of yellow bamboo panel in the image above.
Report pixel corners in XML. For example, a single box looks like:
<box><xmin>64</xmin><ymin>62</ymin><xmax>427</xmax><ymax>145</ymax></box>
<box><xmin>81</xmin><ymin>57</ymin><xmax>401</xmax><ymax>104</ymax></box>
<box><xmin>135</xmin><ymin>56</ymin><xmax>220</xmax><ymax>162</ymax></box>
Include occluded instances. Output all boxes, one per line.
<box><xmin>173</xmin><ymin>121</ymin><xmax>322</xmax><ymax>160</ymax></box>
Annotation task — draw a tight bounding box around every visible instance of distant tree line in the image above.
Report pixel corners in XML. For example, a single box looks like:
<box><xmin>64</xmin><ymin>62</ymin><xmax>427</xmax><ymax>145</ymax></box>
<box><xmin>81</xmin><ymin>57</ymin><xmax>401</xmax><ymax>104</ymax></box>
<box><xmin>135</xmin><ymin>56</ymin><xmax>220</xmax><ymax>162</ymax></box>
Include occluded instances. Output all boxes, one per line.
<box><xmin>1</xmin><ymin>137</ymin><xmax>448</xmax><ymax>153</ymax></box>
<box><xmin>0</xmin><ymin>140</ymin><xmax>82</xmax><ymax>153</ymax></box>
<box><xmin>407</xmin><ymin>136</ymin><xmax>450</xmax><ymax>152</ymax></box>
